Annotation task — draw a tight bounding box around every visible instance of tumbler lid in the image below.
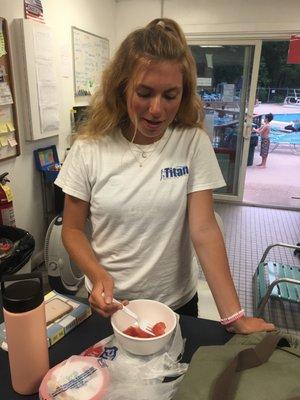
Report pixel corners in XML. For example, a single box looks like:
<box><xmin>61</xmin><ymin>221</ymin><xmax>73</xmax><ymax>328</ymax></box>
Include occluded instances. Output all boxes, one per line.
<box><xmin>1</xmin><ymin>273</ymin><xmax>44</xmax><ymax>313</ymax></box>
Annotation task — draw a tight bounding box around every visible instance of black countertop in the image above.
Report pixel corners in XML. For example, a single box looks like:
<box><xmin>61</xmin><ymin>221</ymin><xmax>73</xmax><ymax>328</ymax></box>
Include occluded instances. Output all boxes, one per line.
<box><xmin>0</xmin><ymin>297</ymin><xmax>232</xmax><ymax>399</ymax></box>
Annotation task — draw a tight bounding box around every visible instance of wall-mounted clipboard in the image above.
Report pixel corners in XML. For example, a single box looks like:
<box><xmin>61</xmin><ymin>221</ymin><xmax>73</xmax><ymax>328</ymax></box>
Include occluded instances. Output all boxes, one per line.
<box><xmin>0</xmin><ymin>17</ymin><xmax>20</xmax><ymax>160</ymax></box>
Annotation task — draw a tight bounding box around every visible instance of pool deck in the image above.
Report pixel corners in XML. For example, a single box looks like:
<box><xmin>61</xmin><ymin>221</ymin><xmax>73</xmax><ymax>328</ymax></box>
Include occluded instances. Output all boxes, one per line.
<box><xmin>243</xmin><ymin>102</ymin><xmax>300</xmax><ymax>209</ymax></box>
<box><xmin>244</xmin><ymin>147</ymin><xmax>300</xmax><ymax>209</ymax></box>
<box><xmin>253</xmin><ymin>103</ymin><xmax>300</xmax><ymax>117</ymax></box>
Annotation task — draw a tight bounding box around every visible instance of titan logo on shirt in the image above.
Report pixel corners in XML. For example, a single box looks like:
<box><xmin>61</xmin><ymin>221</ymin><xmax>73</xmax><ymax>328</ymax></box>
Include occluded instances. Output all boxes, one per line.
<box><xmin>160</xmin><ymin>165</ymin><xmax>189</xmax><ymax>180</ymax></box>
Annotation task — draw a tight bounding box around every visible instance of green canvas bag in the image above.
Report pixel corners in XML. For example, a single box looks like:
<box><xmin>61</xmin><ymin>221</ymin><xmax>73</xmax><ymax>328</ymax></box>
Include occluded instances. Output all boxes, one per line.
<box><xmin>174</xmin><ymin>332</ymin><xmax>300</xmax><ymax>400</ymax></box>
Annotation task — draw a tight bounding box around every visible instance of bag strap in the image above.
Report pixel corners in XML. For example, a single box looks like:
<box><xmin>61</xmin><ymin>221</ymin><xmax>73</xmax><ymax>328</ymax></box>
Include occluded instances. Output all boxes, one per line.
<box><xmin>212</xmin><ymin>333</ymin><xmax>300</xmax><ymax>400</ymax></box>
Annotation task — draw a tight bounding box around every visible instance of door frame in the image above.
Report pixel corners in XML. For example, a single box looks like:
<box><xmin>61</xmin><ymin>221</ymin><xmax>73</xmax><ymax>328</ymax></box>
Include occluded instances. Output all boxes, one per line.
<box><xmin>187</xmin><ymin>37</ymin><xmax>262</xmax><ymax>202</ymax></box>
<box><xmin>187</xmin><ymin>31</ymin><xmax>300</xmax><ymax>204</ymax></box>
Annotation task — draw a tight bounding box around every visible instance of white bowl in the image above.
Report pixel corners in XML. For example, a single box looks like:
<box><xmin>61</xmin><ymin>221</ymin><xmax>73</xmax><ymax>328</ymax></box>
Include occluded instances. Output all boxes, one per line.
<box><xmin>111</xmin><ymin>299</ymin><xmax>177</xmax><ymax>356</ymax></box>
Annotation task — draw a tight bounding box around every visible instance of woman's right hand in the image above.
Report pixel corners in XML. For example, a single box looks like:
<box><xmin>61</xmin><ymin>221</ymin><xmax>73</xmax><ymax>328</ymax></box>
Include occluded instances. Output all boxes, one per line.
<box><xmin>89</xmin><ymin>268</ymin><xmax>127</xmax><ymax>317</ymax></box>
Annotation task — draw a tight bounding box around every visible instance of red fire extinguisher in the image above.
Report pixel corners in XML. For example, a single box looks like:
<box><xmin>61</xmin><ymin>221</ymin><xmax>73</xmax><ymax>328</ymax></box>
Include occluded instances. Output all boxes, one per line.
<box><xmin>0</xmin><ymin>172</ymin><xmax>16</xmax><ymax>226</ymax></box>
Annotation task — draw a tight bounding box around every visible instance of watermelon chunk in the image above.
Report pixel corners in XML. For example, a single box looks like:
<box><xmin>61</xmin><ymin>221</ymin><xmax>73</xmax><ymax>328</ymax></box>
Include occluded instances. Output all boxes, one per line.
<box><xmin>123</xmin><ymin>326</ymin><xmax>139</xmax><ymax>337</ymax></box>
<box><xmin>152</xmin><ymin>322</ymin><xmax>166</xmax><ymax>336</ymax></box>
<box><xmin>122</xmin><ymin>321</ymin><xmax>166</xmax><ymax>338</ymax></box>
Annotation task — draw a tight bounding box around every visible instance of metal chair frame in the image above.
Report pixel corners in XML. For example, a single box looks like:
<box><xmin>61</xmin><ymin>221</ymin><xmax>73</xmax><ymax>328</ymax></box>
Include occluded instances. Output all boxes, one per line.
<box><xmin>253</xmin><ymin>242</ymin><xmax>300</xmax><ymax>318</ymax></box>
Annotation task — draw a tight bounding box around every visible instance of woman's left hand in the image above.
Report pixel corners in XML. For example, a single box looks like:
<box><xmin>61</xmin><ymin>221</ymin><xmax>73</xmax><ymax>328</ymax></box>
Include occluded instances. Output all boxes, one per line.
<box><xmin>226</xmin><ymin>316</ymin><xmax>275</xmax><ymax>334</ymax></box>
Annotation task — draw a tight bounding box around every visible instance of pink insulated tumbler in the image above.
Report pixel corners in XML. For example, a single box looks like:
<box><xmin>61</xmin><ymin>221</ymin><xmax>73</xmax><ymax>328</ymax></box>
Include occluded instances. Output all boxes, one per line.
<box><xmin>1</xmin><ymin>272</ymin><xmax>49</xmax><ymax>395</ymax></box>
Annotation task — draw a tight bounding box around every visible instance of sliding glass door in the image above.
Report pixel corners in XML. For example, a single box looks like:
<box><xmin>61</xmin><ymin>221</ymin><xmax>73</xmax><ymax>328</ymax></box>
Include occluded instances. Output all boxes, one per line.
<box><xmin>189</xmin><ymin>39</ymin><xmax>262</xmax><ymax>201</ymax></box>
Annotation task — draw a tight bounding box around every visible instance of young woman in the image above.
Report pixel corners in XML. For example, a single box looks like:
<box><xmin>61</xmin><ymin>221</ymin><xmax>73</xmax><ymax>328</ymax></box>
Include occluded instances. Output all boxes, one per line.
<box><xmin>55</xmin><ymin>18</ymin><xmax>274</xmax><ymax>334</ymax></box>
<box><xmin>254</xmin><ymin>113</ymin><xmax>273</xmax><ymax>167</ymax></box>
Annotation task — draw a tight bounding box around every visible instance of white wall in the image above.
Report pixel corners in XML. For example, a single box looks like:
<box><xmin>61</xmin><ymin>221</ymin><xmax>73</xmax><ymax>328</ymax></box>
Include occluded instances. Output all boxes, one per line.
<box><xmin>115</xmin><ymin>0</ymin><xmax>162</xmax><ymax>45</ymax></box>
<box><xmin>0</xmin><ymin>0</ymin><xmax>116</xmax><ymax>257</ymax></box>
<box><xmin>115</xmin><ymin>0</ymin><xmax>300</xmax><ymax>44</ymax></box>
<box><xmin>166</xmin><ymin>0</ymin><xmax>300</xmax><ymax>37</ymax></box>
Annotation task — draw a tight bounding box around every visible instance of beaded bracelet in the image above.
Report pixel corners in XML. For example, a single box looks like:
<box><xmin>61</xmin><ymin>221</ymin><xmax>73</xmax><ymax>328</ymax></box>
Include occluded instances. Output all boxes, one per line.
<box><xmin>220</xmin><ymin>309</ymin><xmax>245</xmax><ymax>325</ymax></box>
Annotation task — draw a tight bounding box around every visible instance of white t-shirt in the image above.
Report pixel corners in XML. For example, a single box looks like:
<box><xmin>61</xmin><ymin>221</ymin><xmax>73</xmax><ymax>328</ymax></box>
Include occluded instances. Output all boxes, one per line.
<box><xmin>55</xmin><ymin>126</ymin><xmax>225</xmax><ymax>309</ymax></box>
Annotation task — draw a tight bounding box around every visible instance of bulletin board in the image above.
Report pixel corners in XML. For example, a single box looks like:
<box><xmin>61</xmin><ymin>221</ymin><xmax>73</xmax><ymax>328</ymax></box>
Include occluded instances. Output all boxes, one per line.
<box><xmin>0</xmin><ymin>17</ymin><xmax>20</xmax><ymax>160</ymax></box>
<box><xmin>72</xmin><ymin>26</ymin><xmax>109</xmax><ymax>96</ymax></box>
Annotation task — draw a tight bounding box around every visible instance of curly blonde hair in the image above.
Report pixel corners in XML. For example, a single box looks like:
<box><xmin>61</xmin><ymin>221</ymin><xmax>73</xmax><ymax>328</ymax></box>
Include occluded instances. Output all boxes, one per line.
<box><xmin>78</xmin><ymin>18</ymin><xmax>204</xmax><ymax>139</ymax></box>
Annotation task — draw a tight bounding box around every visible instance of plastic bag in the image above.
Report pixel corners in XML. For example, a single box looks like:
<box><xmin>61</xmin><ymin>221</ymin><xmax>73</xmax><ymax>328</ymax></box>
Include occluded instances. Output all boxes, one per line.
<box><xmin>82</xmin><ymin>319</ymin><xmax>188</xmax><ymax>400</ymax></box>
<box><xmin>102</xmin><ymin>376</ymin><xmax>184</xmax><ymax>400</ymax></box>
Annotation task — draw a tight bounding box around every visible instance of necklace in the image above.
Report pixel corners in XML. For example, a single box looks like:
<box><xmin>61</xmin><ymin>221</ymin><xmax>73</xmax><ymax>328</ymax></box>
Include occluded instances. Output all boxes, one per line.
<box><xmin>128</xmin><ymin>140</ymin><xmax>160</xmax><ymax>167</ymax></box>
<box><xmin>133</xmin><ymin>143</ymin><xmax>157</xmax><ymax>158</ymax></box>
<box><xmin>121</xmin><ymin>127</ymin><xmax>173</xmax><ymax>167</ymax></box>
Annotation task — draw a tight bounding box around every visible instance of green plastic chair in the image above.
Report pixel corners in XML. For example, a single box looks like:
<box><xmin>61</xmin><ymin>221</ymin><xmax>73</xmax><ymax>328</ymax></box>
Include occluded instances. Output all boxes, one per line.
<box><xmin>253</xmin><ymin>243</ymin><xmax>300</xmax><ymax>319</ymax></box>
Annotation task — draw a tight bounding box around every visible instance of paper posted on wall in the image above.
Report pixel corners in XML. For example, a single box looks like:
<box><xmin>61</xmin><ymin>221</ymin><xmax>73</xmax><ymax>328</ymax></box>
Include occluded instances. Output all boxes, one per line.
<box><xmin>0</xmin><ymin>82</ymin><xmax>13</xmax><ymax>106</ymax></box>
<box><xmin>0</xmin><ymin>19</ymin><xmax>6</xmax><ymax>58</ymax></box>
<box><xmin>8</xmin><ymin>137</ymin><xmax>17</xmax><ymax>147</ymax></box>
<box><xmin>24</xmin><ymin>0</ymin><xmax>45</xmax><ymax>23</ymax></box>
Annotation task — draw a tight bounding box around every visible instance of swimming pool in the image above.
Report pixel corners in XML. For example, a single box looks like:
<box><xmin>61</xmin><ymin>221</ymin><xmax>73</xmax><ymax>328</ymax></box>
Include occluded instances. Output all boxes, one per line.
<box><xmin>272</xmin><ymin>114</ymin><xmax>300</xmax><ymax>122</ymax></box>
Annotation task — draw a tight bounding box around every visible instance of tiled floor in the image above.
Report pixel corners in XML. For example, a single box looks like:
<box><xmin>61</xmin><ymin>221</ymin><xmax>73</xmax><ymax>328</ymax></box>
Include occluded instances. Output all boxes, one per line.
<box><xmin>211</xmin><ymin>202</ymin><xmax>300</xmax><ymax>331</ymax></box>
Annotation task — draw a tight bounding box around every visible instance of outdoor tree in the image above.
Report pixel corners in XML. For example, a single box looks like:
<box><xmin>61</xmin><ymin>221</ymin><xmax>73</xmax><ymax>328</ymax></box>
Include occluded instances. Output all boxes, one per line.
<box><xmin>259</xmin><ymin>41</ymin><xmax>300</xmax><ymax>88</ymax></box>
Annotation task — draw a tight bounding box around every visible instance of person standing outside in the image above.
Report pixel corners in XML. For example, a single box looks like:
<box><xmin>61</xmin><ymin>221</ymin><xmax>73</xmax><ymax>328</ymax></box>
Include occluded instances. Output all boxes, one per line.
<box><xmin>254</xmin><ymin>113</ymin><xmax>273</xmax><ymax>167</ymax></box>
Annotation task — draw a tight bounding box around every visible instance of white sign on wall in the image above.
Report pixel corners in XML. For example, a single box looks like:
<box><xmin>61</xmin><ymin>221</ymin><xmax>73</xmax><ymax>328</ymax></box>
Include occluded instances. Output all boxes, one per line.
<box><xmin>197</xmin><ymin>77</ymin><xmax>212</xmax><ymax>87</ymax></box>
<box><xmin>222</xmin><ymin>84</ymin><xmax>235</xmax><ymax>102</ymax></box>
